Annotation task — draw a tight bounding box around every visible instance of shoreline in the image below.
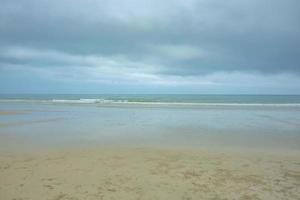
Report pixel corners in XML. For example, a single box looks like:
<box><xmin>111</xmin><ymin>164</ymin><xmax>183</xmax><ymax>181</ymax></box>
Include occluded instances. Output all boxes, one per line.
<box><xmin>1</xmin><ymin>102</ymin><xmax>300</xmax><ymax>199</ymax></box>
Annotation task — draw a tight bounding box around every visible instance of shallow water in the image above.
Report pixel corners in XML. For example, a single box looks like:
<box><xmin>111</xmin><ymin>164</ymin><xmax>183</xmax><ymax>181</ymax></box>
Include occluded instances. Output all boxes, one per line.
<box><xmin>0</xmin><ymin>101</ymin><xmax>300</xmax><ymax>152</ymax></box>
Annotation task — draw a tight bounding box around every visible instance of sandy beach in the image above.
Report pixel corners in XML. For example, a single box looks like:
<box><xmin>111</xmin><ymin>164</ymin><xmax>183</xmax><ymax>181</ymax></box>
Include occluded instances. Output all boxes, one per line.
<box><xmin>1</xmin><ymin>147</ymin><xmax>299</xmax><ymax>200</ymax></box>
<box><xmin>1</xmin><ymin>103</ymin><xmax>300</xmax><ymax>200</ymax></box>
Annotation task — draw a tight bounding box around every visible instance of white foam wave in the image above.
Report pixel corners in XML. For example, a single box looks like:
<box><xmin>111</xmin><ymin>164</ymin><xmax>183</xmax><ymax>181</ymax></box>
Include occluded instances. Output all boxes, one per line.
<box><xmin>1</xmin><ymin>98</ymin><xmax>300</xmax><ymax>107</ymax></box>
<box><xmin>52</xmin><ymin>99</ymin><xmax>106</xmax><ymax>104</ymax></box>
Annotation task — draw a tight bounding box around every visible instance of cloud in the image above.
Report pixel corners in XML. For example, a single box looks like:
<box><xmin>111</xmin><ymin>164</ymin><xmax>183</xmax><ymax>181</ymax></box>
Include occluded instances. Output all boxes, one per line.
<box><xmin>1</xmin><ymin>0</ymin><xmax>299</xmax><ymax>74</ymax></box>
<box><xmin>148</xmin><ymin>44</ymin><xmax>208</xmax><ymax>60</ymax></box>
<box><xmin>0</xmin><ymin>46</ymin><xmax>163</xmax><ymax>80</ymax></box>
<box><xmin>0</xmin><ymin>0</ymin><xmax>300</xmax><ymax>93</ymax></box>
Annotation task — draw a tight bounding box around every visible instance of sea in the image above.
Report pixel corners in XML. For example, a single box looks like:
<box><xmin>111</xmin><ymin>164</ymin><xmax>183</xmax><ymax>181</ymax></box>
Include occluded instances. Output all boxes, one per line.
<box><xmin>1</xmin><ymin>94</ymin><xmax>300</xmax><ymax>105</ymax></box>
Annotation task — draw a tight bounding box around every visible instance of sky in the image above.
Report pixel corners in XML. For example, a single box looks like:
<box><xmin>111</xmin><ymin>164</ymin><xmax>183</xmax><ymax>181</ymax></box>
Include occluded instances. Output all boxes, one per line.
<box><xmin>0</xmin><ymin>0</ymin><xmax>300</xmax><ymax>94</ymax></box>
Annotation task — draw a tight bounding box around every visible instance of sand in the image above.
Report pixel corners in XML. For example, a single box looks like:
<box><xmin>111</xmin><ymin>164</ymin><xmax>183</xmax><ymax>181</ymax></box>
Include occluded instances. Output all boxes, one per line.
<box><xmin>0</xmin><ymin>111</ymin><xmax>28</xmax><ymax>116</ymax></box>
<box><xmin>0</xmin><ymin>109</ymin><xmax>299</xmax><ymax>199</ymax></box>
<box><xmin>0</xmin><ymin>147</ymin><xmax>299</xmax><ymax>200</ymax></box>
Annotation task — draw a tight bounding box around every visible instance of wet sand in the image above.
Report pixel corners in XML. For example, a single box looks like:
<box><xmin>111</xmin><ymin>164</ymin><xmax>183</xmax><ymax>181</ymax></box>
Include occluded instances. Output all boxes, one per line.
<box><xmin>0</xmin><ymin>107</ymin><xmax>300</xmax><ymax>199</ymax></box>
<box><xmin>0</xmin><ymin>111</ymin><xmax>28</xmax><ymax>116</ymax></box>
<box><xmin>0</xmin><ymin>147</ymin><xmax>299</xmax><ymax>200</ymax></box>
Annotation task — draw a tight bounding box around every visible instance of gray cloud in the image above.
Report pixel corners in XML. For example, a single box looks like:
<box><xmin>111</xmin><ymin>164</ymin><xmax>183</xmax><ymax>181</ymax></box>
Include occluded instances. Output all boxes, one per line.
<box><xmin>0</xmin><ymin>0</ymin><xmax>300</xmax><ymax>77</ymax></box>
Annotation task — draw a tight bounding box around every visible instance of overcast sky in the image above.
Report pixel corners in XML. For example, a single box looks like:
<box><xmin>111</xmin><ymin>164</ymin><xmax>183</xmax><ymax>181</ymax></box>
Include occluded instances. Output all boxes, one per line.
<box><xmin>0</xmin><ymin>0</ymin><xmax>300</xmax><ymax>94</ymax></box>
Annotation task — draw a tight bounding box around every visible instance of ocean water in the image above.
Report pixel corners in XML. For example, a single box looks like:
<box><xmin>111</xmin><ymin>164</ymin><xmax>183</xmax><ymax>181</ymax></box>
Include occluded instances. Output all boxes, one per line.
<box><xmin>0</xmin><ymin>94</ymin><xmax>300</xmax><ymax>152</ymax></box>
<box><xmin>1</xmin><ymin>94</ymin><xmax>300</xmax><ymax>105</ymax></box>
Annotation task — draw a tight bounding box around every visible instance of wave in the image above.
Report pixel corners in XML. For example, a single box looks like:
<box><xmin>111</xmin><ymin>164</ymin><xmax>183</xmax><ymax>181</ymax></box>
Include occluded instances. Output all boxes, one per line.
<box><xmin>1</xmin><ymin>98</ymin><xmax>300</xmax><ymax>107</ymax></box>
<box><xmin>0</xmin><ymin>98</ymin><xmax>122</xmax><ymax>104</ymax></box>
<box><xmin>51</xmin><ymin>99</ymin><xmax>112</xmax><ymax>104</ymax></box>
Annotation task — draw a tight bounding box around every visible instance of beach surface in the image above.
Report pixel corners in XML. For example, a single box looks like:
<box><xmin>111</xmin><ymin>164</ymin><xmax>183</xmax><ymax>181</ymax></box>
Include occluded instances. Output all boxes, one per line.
<box><xmin>1</xmin><ymin>147</ymin><xmax>300</xmax><ymax>200</ymax></box>
<box><xmin>1</xmin><ymin>101</ymin><xmax>300</xmax><ymax>200</ymax></box>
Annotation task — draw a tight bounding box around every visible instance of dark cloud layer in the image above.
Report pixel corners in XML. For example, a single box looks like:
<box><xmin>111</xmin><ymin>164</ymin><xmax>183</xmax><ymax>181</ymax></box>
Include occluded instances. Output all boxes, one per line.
<box><xmin>0</xmin><ymin>0</ymin><xmax>300</xmax><ymax>77</ymax></box>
